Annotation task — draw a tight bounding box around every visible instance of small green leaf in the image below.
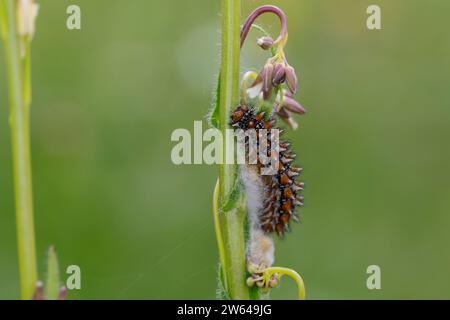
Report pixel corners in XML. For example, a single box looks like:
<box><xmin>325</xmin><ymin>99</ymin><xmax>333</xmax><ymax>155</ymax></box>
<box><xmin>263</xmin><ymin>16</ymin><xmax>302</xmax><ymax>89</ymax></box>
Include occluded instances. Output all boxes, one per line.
<box><xmin>221</xmin><ymin>173</ymin><xmax>242</xmax><ymax>212</ymax></box>
<box><xmin>45</xmin><ymin>245</ymin><xmax>61</xmax><ymax>300</ymax></box>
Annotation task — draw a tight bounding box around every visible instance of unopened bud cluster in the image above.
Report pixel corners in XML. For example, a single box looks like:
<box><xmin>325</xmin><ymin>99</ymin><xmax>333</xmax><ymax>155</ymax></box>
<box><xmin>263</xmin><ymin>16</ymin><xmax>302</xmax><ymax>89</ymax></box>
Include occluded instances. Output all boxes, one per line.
<box><xmin>246</xmin><ymin>28</ymin><xmax>306</xmax><ymax>129</ymax></box>
<box><xmin>246</xmin><ymin>263</ymin><xmax>280</xmax><ymax>293</ymax></box>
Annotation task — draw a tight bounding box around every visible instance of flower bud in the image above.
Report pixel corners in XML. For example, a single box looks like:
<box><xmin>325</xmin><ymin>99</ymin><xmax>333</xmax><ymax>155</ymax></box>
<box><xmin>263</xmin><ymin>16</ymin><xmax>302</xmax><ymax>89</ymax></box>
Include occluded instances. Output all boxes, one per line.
<box><xmin>257</xmin><ymin>36</ymin><xmax>274</xmax><ymax>50</ymax></box>
<box><xmin>272</xmin><ymin>64</ymin><xmax>286</xmax><ymax>86</ymax></box>
<box><xmin>269</xmin><ymin>275</ymin><xmax>280</xmax><ymax>288</ymax></box>
<box><xmin>283</xmin><ymin>96</ymin><xmax>306</xmax><ymax>115</ymax></box>
<box><xmin>246</xmin><ymin>277</ymin><xmax>256</xmax><ymax>287</ymax></box>
<box><xmin>262</xmin><ymin>64</ymin><xmax>274</xmax><ymax>98</ymax></box>
<box><xmin>285</xmin><ymin>65</ymin><xmax>298</xmax><ymax>94</ymax></box>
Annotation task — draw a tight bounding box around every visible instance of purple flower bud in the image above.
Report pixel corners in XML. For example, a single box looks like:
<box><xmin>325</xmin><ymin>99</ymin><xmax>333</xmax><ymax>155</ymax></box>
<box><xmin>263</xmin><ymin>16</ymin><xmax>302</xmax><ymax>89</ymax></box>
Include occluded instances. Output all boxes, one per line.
<box><xmin>262</xmin><ymin>64</ymin><xmax>274</xmax><ymax>98</ymax></box>
<box><xmin>257</xmin><ymin>36</ymin><xmax>274</xmax><ymax>50</ymax></box>
<box><xmin>283</xmin><ymin>96</ymin><xmax>306</xmax><ymax>115</ymax></box>
<box><xmin>272</xmin><ymin>64</ymin><xmax>286</xmax><ymax>86</ymax></box>
<box><xmin>285</xmin><ymin>65</ymin><xmax>298</xmax><ymax>94</ymax></box>
<box><xmin>269</xmin><ymin>275</ymin><xmax>280</xmax><ymax>288</ymax></box>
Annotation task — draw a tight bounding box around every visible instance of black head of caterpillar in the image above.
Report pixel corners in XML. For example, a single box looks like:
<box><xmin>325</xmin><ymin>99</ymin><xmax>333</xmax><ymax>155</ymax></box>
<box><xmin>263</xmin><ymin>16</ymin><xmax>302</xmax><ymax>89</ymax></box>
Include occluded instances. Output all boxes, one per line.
<box><xmin>231</xmin><ymin>104</ymin><xmax>304</xmax><ymax>237</ymax></box>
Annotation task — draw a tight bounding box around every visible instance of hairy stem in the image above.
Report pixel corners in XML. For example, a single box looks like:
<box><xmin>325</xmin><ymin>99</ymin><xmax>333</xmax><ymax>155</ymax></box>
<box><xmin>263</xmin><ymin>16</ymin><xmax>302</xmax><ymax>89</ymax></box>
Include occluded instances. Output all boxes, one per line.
<box><xmin>213</xmin><ymin>179</ymin><xmax>228</xmax><ymax>292</ymax></box>
<box><xmin>218</xmin><ymin>0</ymin><xmax>250</xmax><ymax>300</ymax></box>
<box><xmin>0</xmin><ymin>0</ymin><xmax>37</xmax><ymax>300</ymax></box>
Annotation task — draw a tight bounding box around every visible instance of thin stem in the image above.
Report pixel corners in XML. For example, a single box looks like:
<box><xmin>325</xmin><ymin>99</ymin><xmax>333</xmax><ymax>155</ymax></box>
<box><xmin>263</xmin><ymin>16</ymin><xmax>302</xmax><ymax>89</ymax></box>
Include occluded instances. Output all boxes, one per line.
<box><xmin>240</xmin><ymin>5</ymin><xmax>288</xmax><ymax>49</ymax></box>
<box><xmin>218</xmin><ymin>0</ymin><xmax>250</xmax><ymax>299</ymax></box>
<box><xmin>213</xmin><ymin>179</ymin><xmax>228</xmax><ymax>292</ymax></box>
<box><xmin>0</xmin><ymin>0</ymin><xmax>37</xmax><ymax>300</ymax></box>
<box><xmin>23</xmin><ymin>40</ymin><xmax>32</xmax><ymax>108</ymax></box>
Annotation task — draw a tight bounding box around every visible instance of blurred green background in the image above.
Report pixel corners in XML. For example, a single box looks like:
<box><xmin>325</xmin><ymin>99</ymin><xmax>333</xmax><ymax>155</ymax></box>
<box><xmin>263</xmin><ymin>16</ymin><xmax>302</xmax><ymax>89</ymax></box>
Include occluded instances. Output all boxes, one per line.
<box><xmin>1</xmin><ymin>0</ymin><xmax>450</xmax><ymax>299</ymax></box>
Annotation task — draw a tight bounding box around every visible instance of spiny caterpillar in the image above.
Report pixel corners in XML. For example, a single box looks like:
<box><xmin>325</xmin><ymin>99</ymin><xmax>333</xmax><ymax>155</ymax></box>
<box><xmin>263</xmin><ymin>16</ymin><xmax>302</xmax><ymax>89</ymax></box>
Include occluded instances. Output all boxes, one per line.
<box><xmin>231</xmin><ymin>105</ymin><xmax>304</xmax><ymax>237</ymax></box>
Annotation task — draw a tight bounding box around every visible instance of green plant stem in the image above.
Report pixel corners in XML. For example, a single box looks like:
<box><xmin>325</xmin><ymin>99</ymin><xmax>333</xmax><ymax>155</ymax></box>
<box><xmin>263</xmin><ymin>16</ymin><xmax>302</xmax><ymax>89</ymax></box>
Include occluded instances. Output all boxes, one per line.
<box><xmin>213</xmin><ymin>179</ymin><xmax>228</xmax><ymax>292</ymax></box>
<box><xmin>0</xmin><ymin>0</ymin><xmax>38</xmax><ymax>300</ymax></box>
<box><xmin>218</xmin><ymin>0</ymin><xmax>250</xmax><ymax>300</ymax></box>
<box><xmin>219</xmin><ymin>0</ymin><xmax>240</xmax><ymax>190</ymax></box>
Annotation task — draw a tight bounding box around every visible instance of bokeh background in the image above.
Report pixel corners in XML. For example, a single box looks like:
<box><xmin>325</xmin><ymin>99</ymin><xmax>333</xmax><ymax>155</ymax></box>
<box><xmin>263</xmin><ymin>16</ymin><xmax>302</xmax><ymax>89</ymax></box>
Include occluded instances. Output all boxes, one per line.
<box><xmin>1</xmin><ymin>0</ymin><xmax>450</xmax><ymax>299</ymax></box>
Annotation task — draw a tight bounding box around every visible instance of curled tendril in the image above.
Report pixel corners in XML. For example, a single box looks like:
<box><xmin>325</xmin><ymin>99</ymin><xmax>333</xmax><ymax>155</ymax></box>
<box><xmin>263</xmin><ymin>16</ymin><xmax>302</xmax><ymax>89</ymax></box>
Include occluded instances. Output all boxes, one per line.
<box><xmin>247</xmin><ymin>264</ymin><xmax>306</xmax><ymax>300</ymax></box>
<box><xmin>240</xmin><ymin>5</ymin><xmax>288</xmax><ymax>49</ymax></box>
<box><xmin>264</xmin><ymin>267</ymin><xmax>305</xmax><ymax>300</ymax></box>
